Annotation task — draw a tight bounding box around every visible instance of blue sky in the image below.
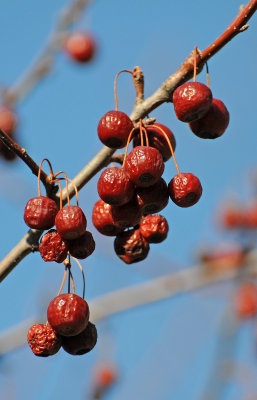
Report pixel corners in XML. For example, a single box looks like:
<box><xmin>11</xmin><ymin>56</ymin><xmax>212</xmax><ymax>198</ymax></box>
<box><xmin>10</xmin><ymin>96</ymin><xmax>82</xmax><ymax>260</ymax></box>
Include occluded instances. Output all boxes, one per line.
<box><xmin>0</xmin><ymin>1</ymin><xmax>257</xmax><ymax>399</ymax></box>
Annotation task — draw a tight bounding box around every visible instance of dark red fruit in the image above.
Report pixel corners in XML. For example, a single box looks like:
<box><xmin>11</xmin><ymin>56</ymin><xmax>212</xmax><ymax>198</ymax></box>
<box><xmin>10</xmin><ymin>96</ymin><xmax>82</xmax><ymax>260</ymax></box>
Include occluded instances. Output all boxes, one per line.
<box><xmin>67</xmin><ymin>231</ymin><xmax>95</xmax><ymax>259</ymax></box>
<box><xmin>136</xmin><ymin>178</ymin><xmax>169</xmax><ymax>215</ymax></box>
<box><xmin>62</xmin><ymin>321</ymin><xmax>97</xmax><ymax>355</ymax></box>
<box><xmin>114</xmin><ymin>228</ymin><xmax>150</xmax><ymax>264</ymax></box>
<box><xmin>97</xmin><ymin>167</ymin><xmax>134</xmax><ymax>205</ymax></box>
<box><xmin>97</xmin><ymin>111</ymin><xmax>134</xmax><ymax>149</ymax></box>
<box><xmin>55</xmin><ymin>205</ymin><xmax>87</xmax><ymax>240</ymax></box>
<box><xmin>65</xmin><ymin>32</ymin><xmax>95</xmax><ymax>62</ymax></box>
<box><xmin>124</xmin><ymin>146</ymin><xmax>164</xmax><ymax>187</ymax></box>
<box><xmin>189</xmin><ymin>98</ymin><xmax>229</xmax><ymax>139</ymax></box>
<box><xmin>47</xmin><ymin>293</ymin><xmax>90</xmax><ymax>337</ymax></box>
<box><xmin>39</xmin><ymin>229</ymin><xmax>68</xmax><ymax>263</ymax></box>
<box><xmin>27</xmin><ymin>323</ymin><xmax>62</xmax><ymax>357</ymax></box>
<box><xmin>133</xmin><ymin>123</ymin><xmax>176</xmax><ymax>162</ymax></box>
<box><xmin>92</xmin><ymin>199</ymin><xmax>124</xmax><ymax>236</ymax></box>
<box><xmin>140</xmin><ymin>214</ymin><xmax>169</xmax><ymax>243</ymax></box>
<box><xmin>173</xmin><ymin>82</ymin><xmax>212</xmax><ymax>122</ymax></box>
<box><xmin>24</xmin><ymin>196</ymin><xmax>58</xmax><ymax>230</ymax></box>
<box><xmin>168</xmin><ymin>173</ymin><xmax>202</xmax><ymax>207</ymax></box>
<box><xmin>111</xmin><ymin>200</ymin><xmax>142</xmax><ymax>228</ymax></box>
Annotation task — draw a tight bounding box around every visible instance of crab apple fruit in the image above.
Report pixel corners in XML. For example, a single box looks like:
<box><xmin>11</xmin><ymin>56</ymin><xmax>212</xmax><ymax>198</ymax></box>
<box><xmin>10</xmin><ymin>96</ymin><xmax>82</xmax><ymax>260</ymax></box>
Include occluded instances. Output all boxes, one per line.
<box><xmin>221</xmin><ymin>207</ymin><xmax>243</xmax><ymax>229</ymax></box>
<box><xmin>97</xmin><ymin>167</ymin><xmax>134</xmax><ymax>205</ymax></box>
<box><xmin>124</xmin><ymin>146</ymin><xmax>164</xmax><ymax>187</ymax></box>
<box><xmin>242</xmin><ymin>204</ymin><xmax>257</xmax><ymax>229</ymax></box>
<box><xmin>173</xmin><ymin>82</ymin><xmax>213</xmax><ymax>122</ymax></box>
<box><xmin>140</xmin><ymin>214</ymin><xmax>169</xmax><ymax>243</ymax></box>
<box><xmin>47</xmin><ymin>293</ymin><xmax>90</xmax><ymax>337</ymax></box>
<box><xmin>168</xmin><ymin>173</ymin><xmax>202</xmax><ymax>208</ymax></box>
<box><xmin>189</xmin><ymin>98</ymin><xmax>229</xmax><ymax>139</ymax></box>
<box><xmin>92</xmin><ymin>199</ymin><xmax>124</xmax><ymax>236</ymax></box>
<box><xmin>65</xmin><ymin>32</ymin><xmax>95</xmax><ymax>63</ymax></box>
<box><xmin>67</xmin><ymin>231</ymin><xmax>95</xmax><ymax>259</ymax></box>
<box><xmin>62</xmin><ymin>321</ymin><xmax>97</xmax><ymax>355</ymax></box>
<box><xmin>114</xmin><ymin>228</ymin><xmax>150</xmax><ymax>264</ymax></box>
<box><xmin>133</xmin><ymin>123</ymin><xmax>176</xmax><ymax>162</ymax></box>
<box><xmin>136</xmin><ymin>178</ymin><xmax>169</xmax><ymax>215</ymax></box>
<box><xmin>0</xmin><ymin>106</ymin><xmax>17</xmax><ymax>134</ymax></box>
<box><xmin>24</xmin><ymin>196</ymin><xmax>58</xmax><ymax>230</ymax></box>
<box><xmin>27</xmin><ymin>323</ymin><xmax>62</xmax><ymax>357</ymax></box>
<box><xmin>39</xmin><ymin>229</ymin><xmax>68</xmax><ymax>263</ymax></box>
<box><xmin>111</xmin><ymin>200</ymin><xmax>142</xmax><ymax>228</ymax></box>
<box><xmin>55</xmin><ymin>205</ymin><xmax>87</xmax><ymax>240</ymax></box>
<box><xmin>235</xmin><ymin>283</ymin><xmax>257</xmax><ymax>319</ymax></box>
<box><xmin>97</xmin><ymin>110</ymin><xmax>134</xmax><ymax>149</ymax></box>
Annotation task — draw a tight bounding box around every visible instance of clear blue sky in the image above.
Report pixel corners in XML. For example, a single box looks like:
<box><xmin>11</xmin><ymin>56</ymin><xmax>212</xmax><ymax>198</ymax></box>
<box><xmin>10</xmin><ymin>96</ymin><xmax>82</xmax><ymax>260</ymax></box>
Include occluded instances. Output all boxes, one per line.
<box><xmin>0</xmin><ymin>1</ymin><xmax>257</xmax><ymax>399</ymax></box>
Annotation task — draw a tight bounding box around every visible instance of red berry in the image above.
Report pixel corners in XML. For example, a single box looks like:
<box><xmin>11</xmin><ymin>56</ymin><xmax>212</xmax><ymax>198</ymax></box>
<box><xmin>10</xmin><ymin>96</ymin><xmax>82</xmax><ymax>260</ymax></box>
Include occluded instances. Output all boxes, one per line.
<box><xmin>242</xmin><ymin>204</ymin><xmax>257</xmax><ymax>229</ymax></box>
<box><xmin>114</xmin><ymin>228</ymin><xmax>150</xmax><ymax>264</ymax></box>
<box><xmin>67</xmin><ymin>231</ymin><xmax>95</xmax><ymax>259</ymax></box>
<box><xmin>133</xmin><ymin>123</ymin><xmax>176</xmax><ymax>162</ymax></box>
<box><xmin>111</xmin><ymin>200</ymin><xmax>142</xmax><ymax>228</ymax></box>
<box><xmin>235</xmin><ymin>283</ymin><xmax>257</xmax><ymax>319</ymax></box>
<box><xmin>97</xmin><ymin>167</ymin><xmax>134</xmax><ymax>205</ymax></box>
<box><xmin>27</xmin><ymin>323</ymin><xmax>62</xmax><ymax>357</ymax></box>
<box><xmin>47</xmin><ymin>293</ymin><xmax>90</xmax><ymax>337</ymax></box>
<box><xmin>92</xmin><ymin>199</ymin><xmax>124</xmax><ymax>236</ymax></box>
<box><xmin>0</xmin><ymin>107</ymin><xmax>17</xmax><ymax>134</ymax></box>
<box><xmin>94</xmin><ymin>364</ymin><xmax>117</xmax><ymax>387</ymax></box>
<box><xmin>140</xmin><ymin>214</ymin><xmax>169</xmax><ymax>243</ymax></box>
<box><xmin>65</xmin><ymin>32</ymin><xmax>95</xmax><ymax>63</ymax></box>
<box><xmin>124</xmin><ymin>146</ymin><xmax>164</xmax><ymax>187</ymax></box>
<box><xmin>39</xmin><ymin>229</ymin><xmax>68</xmax><ymax>263</ymax></box>
<box><xmin>62</xmin><ymin>321</ymin><xmax>97</xmax><ymax>355</ymax></box>
<box><xmin>173</xmin><ymin>82</ymin><xmax>212</xmax><ymax>122</ymax></box>
<box><xmin>97</xmin><ymin>110</ymin><xmax>134</xmax><ymax>149</ymax></box>
<box><xmin>168</xmin><ymin>173</ymin><xmax>202</xmax><ymax>207</ymax></box>
<box><xmin>221</xmin><ymin>207</ymin><xmax>243</xmax><ymax>229</ymax></box>
<box><xmin>55</xmin><ymin>205</ymin><xmax>87</xmax><ymax>239</ymax></box>
<box><xmin>189</xmin><ymin>98</ymin><xmax>229</xmax><ymax>139</ymax></box>
<box><xmin>24</xmin><ymin>196</ymin><xmax>58</xmax><ymax>230</ymax></box>
<box><xmin>136</xmin><ymin>178</ymin><xmax>169</xmax><ymax>215</ymax></box>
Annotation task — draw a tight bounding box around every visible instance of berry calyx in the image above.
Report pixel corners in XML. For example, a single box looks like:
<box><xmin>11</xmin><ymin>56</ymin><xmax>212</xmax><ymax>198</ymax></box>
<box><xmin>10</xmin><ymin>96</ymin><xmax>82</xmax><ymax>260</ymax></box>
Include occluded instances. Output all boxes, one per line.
<box><xmin>61</xmin><ymin>321</ymin><xmax>97</xmax><ymax>355</ymax></box>
<box><xmin>24</xmin><ymin>196</ymin><xmax>58</xmax><ymax>230</ymax></box>
<box><xmin>97</xmin><ymin>167</ymin><xmax>134</xmax><ymax>205</ymax></box>
<box><xmin>39</xmin><ymin>229</ymin><xmax>68</xmax><ymax>263</ymax></box>
<box><xmin>27</xmin><ymin>323</ymin><xmax>62</xmax><ymax>357</ymax></box>
<box><xmin>47</xmin><ymin>293</ymin><xmax>90</xmax><ymax>337</ymax></box>
<box><xmin>67</xmin><ymin>231</ymin><xmax>95</xmax><ymax>259</ymax></box>
<box><xmin>65</xmin><ymin>32</ymin><xmax>95</xmax><ymax>63</ymax></box>
<box><xmin>55</xmin><ymin>205</ymin><xmax>87</xmax><ymax>240</ymax></box>
<box><xmin>92</xmin><ymin>199</ymin><xmax>124</xmax><ymax>236</ymax></box>
<box><xmin>173</xmin><ymin>82</ymin><xmax>212</xmax><ymax>122</ymax></box>
<box><xmin>111</xmin><ymin>199</ymin><xmax>142</xmax><ymax>228</ymax></box>
<box><xmin>136</xmin><ymin>178</ymin><xmax>169</xmax><ymax>215</ymax></box>
<box><xmin>97</xmin><ymin>111</ymin><xmax>134</xmax><ymax>149</ymax></box>
<box><xmin>140</xmin><ymin>214</ymin><xmax>169</xmax><ymax>243</ymax></box>
<box><xmin>114</xmin><ymin>228</ymin><xmax>150</xmax><ymax>264</ymax></box>
<box><xmin>168</xmin><ymin>173</ymin><xmax>202</xmax><ymax>207</ymax></box>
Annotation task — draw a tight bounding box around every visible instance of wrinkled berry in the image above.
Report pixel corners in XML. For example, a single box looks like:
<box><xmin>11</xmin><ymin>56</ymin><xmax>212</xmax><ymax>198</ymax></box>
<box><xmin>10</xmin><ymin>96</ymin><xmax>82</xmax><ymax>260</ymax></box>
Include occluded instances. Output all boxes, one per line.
<box><xmin>168</xmin><ymin>173</ymin><xmax>202</xmax><ymax>207</ymax></box>
<box><xmin>97</xmin><ymin>167</ymin><xmax>134</xmax><ymax>205</ymax></box>
<box><xmin>97</xmin><ymin>111</ymin><xmax>134</xmax><ymax>149</ymax></box>
<box><xmin>67</xmin><ymin>231</ymin><xmax>95</xmax><ymax>259</ymax></box>
<box><xmin>62</xmin><ymin>321</ymin><xmax>97</xmax><ymax>355</ymax></box>
<box><xmin>39</xmin><ymin>229</ymin><xmax>68</xmax><ymax>263</ymax></box>
<box><xmin>55</xmin><ymin>205</ymin><xmax>87</xmax><ymax>239</ymax></box>
<box><xmin>27</xmin><ymin>323</ymin><xmax>62</xmax><ymax>357</ymax></box>
<box><xmin>92</xmin><ymin>199</ymin><xmax>124</xmax><ymax>236</ymax></box>
<box><xmin>111</xmin><ymin>200</ymin><xmax>142</xmax><ymax>228</ymax></box>
<box><xmin>24</xmin><ymin>196</ymin><xmax>58</xmax><ymax>230</ymax></box>
<box><xmin>114</xmin><ymin>228</ymin><xmax>150</xmax><ymax>264</ymax></box>
<box><xmin>140</xmin><ymin>214</ymin><xmax>169</xmax><ymax>243</ymax></box>
<box><xmin>136</xmin><ymin>178</ymin><xmax>169</xmax><ymax>215</ymax></box>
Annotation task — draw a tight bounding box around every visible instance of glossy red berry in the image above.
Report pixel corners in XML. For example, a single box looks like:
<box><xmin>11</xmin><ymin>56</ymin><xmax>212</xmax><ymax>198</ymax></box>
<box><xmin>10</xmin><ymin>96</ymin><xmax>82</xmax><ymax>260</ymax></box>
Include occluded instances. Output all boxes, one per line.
<box><xmin>111</xmin><ymin>200</ymin><xmax>142</xmax><ymax>228</ymax></box>
<box><xmin>173</xmin><ymin>82</ymin><xmax>212</xmax><ymax>122</ymax></box>
<box><xmin>124</xmin><ymin>146</ymin><xmax>164</xmax><ymax>187</ymax></box>
<box><xmin>47</xmin><ymin>293</ymin><xmax>90</xmax><ymax>337</ymax></box>
<box><xmin>140</xmin><ymin>214</ymin><xmax>169</xmax><ymax>243</ymax></box>
<box><xmin>39</xmin><ymin>229</ymin><xmax>68</xmax><ymax>263</ymax></box>
<box><xmin>92</xmin><ymin>199</ymin><xmax>124</xmax><ymax>236</ymax></box>
<box><xmin>189</xmin><ymin>98</ymin><xmax>229</xmax><ymax>139</ymax></box>
<box><xmin>67</xmin><ymin>231</ymin><xmax>95</xmax><ymax>259</ymax></box>
<box><xmin>24</xmin><ymin>196</ymin><xmax>58</xmax><ymax>229</ymax></box>
<box><xmin>97</xmin><ymin>167</ymin><xmax>134</xmax><ymax>205</ymax></box>
<box><xmin>136</xmin><ymin>178</ymin><xmax>169</xmax><ymax>215</ymax></box>
<box><xmin>65</xmin><ymin>32</ymin><xmax>95</xmax><ymax>63</ymax></box>
<box><xmin>97</xmin><ymin>111</ymin><xmax>134</xmax><ymax>149</ymax></box>
<box><xmin>168</xmin><ymin>173</ymin><xmax>202</xmax><ymax>207</ymax></box>
<box><xmin>235</xmin><ymin>283</ymin><xmax>257</xmax><ymax>319</ymax></box>
<box><xmin>55</xmin><ymin>205</ymin><xmax>87</xmax><ymax>240</ymax></box>
<box><xmin>27</xmin><ymin>323</ymin><xmax>62</xmax><ymax>357</ymax></box>
<box><xmin>114</xmin><ymin>228</ymin><xmax>150</xmax><ymax>264</ymax></box>
<box><xmin>62</xmin><ymin>321</ymin><xmax>97</xmax><ymax>355</ymax></box>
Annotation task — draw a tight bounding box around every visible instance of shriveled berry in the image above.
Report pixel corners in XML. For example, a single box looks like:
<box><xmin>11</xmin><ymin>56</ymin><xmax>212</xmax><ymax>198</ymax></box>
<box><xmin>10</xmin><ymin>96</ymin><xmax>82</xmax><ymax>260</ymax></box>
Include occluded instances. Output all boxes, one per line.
<box><xmin>114</xmin><ymin>228</ymin><xmax>150</xmax><ymax>264</ymax></box>
<box><xmin>235</xmin><ymin>283</ymin><xmax>257</xmax><ymax>319</ymax></box>
<box><xmin>92</xmin><ymin>199</ymin><xmax>124</xmax><ymax>236</ymax></box>
<box><xmin>140</xmin><ymin>214</ymin><xmax>169</xmax><ymax>243</ymax></box>
<box><xmin>62</xmin><ymin>321</ymin><xmax>97</xmax><ymax>355</ymax></box>
<box><xmin>24</xmin><ymin>196</ymin><xmax>58</xmax><ymax>229</ymax></box>
<box><xmin>47</xmin><ymin>293</ymin><xmax>90</xmax><ymax>337</ymax></box>
<box><xmin>67</xmin><ymin>231</ymin><xmax>95</xmax><ymax>259</ymax></box>
<box><xmin>97</xmin><ymin>110</ymin><xmax>134</xmax><ymax>149</ymax></box>
<box><xmin>173</xmin><ymin>82</ymin><xmax>212</xmax><ymax>122</ymax></box>
<box><xmin>55</xmin><ymin>205</ymin><xmax>87</xmax><ymax>239</ymax></box>
<box><xmin>65</xmin><ymin>32</ymin><xmax>95</xmax><ymax>62</ymax></box>
<box><xmin>111</xmin><ymin>200</ymin><xmax>142</xmax><ymax>228</ymax></box>
<box><xmin>189</xmin><ymin>98</ymin><xmax>229</xmax><ymax>139</ymax></box>
<box><xmin>27</xmin><ymin>323</ymin><xmax>62</xmax><ymax>357</ymax></box>
<box><xmin>133</xmin><ymin>123</ymin><xmax>176</xmax><ymax>162</ymax></box>
<box><xmin>124</xmin><ymin>146</ymin><xmax>164</xmax><ymax>187</ymax></box>
<box><xmin>97</xmin><ymin>167</ymin><xmax>134</xmax><ymax>205</ymax></box>
<box><xmin>136</xmin><ymin>178</ymin><xmax>169</xmax><ymax>215</ymax></box>
<box><xmin>39</xmin><ymin>229</ymin><xmax>68</xmax><ymax>263</ymax></box>
<box><xmin>168</xmin><ymin>173</ymin><xmax>202</xmax><ymax>207</ymax></box>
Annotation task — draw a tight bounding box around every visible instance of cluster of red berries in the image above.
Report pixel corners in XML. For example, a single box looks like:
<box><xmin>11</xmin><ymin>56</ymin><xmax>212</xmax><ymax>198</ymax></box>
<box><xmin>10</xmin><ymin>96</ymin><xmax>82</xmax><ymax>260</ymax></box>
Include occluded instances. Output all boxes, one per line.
<box><xmin>221</xmin><ymin>202</ymin><xmax>257</xmax><ymax>230</ymax></box>
<box><xmin>64</xmin><ymin>32</ymin><xmax>96</xmax><ymax>63</ymax></box>
<box><xmin>0</xmin><ymin>105</ymin><xmax>17</xmax><ymax>161</ymax></box>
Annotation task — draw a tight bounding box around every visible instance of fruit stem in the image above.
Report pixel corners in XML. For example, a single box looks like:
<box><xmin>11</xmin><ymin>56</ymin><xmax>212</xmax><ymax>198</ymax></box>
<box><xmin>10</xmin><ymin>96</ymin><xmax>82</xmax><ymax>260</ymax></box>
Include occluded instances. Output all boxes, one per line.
<box><xmin>53</xmin><ymin>171</ymin><xmax>70</xmax><ymax>206</ymax></box>
<box><xmin>139</xmin><ymin>119</ymin><xmax>144</xmax><ymax>146</ymax></box>
<box><xmin>57</xmin><ymin>265</ymin><xmax>68</xmax><ymax>296</ymax></box>
<box><xmin>114</xmin><ymin>69</ymin><xmax>133</xmax><ymax>111</ymax></box>
<box><xmin>37</xmin><ymin>158</ymin><xmax>54</xmax><ymax>197</ymax></box>
<box><xmin>152</xmin><ymin>124</ymin><xmax>180</xmax><ymax>175</ymax></box>
<box><xmin>206</xmin><ymin>61</ymin><xmax>210</xmax><ymax>88</ymax></box>
<box><xmin>193</xmin><ymin>46</ymin><xmax>198</xmax><ymax>82</ymax></box>
<box><xmin>122</xmin><ymin>127</ymin><xmax>136</xmax><ymax>168</ymax></box>
<box><xmin>71</xmin><ymin>256</ymin><xmax>86</xmax><ymax>299</ymax></box>
<box><xmin>52</xmin><ymin>179</ymin><xmax>63</xmax><ymax>209</ymax></box>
